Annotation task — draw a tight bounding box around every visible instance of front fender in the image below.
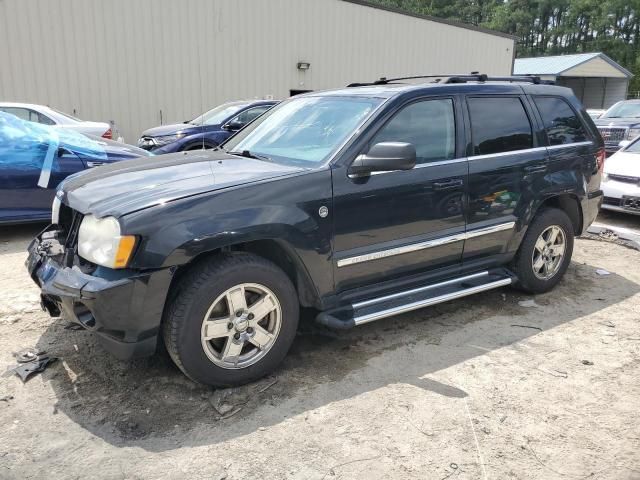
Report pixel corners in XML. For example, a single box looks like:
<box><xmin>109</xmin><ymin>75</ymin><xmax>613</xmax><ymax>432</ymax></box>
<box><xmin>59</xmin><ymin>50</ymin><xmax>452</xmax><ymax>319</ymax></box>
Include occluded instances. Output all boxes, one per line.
<box><xmin>121</xmin><ymin>169</ymin><xmax>335</xmax><ymax>299</ymax></box>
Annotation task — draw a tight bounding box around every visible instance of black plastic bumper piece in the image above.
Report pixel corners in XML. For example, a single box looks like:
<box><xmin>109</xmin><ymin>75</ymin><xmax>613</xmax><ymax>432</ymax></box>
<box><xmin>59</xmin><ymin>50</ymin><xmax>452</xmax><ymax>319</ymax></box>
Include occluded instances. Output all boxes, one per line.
<box><xmin>26</xmin><ymin>237</ymin><xmax>173</xmax><ymax>360</ymax></box>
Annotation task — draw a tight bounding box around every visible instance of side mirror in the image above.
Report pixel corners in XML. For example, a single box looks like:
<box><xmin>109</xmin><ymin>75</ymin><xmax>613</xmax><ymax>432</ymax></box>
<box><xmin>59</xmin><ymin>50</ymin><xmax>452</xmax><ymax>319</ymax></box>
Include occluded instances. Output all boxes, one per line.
<box><xmin>223</xmin><ymin>120</ymin><xmax>244</xmax><ymax>132</ymax></box>
<box><xmin>618</xmin><ymin>139</ymin><xmax>631</xmax><ymax>149</ymax></box>
<box><xmin>349</xmin><ymin>142</ymin><xmax>416</xmax><ymax>176</ymax></box>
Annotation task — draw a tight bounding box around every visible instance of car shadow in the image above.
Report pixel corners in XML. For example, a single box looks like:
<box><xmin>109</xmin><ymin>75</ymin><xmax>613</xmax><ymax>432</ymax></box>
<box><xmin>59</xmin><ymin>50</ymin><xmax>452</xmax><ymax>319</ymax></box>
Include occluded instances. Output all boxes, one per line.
<box><xmin>34</xmin><ymin>259</ymin><xmax>639</xmax><ymax>452</ymax></box>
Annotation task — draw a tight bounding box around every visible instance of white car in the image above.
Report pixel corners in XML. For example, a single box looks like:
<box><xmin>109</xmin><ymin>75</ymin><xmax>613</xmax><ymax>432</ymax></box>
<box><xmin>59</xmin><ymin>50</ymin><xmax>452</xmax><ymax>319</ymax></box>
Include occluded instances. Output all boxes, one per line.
<box><xmin>0</xmin><ymin>102</ymin><xmax>112</xmax><ymax>138</ymax></box>
<box><xmin>601</xmin><ymin>138</ymin><xmax>640</xmax><ymax>214</ymax></box>
<box><xmin>587</xmin><ymin>108</ymin><xmax>605</xmax><ymax>119</ymax></box>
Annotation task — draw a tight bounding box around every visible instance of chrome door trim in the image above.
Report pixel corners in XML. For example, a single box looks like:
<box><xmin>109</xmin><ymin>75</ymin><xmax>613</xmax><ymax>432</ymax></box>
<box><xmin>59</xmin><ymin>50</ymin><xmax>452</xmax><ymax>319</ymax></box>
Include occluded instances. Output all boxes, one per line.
<box><xmin>546</xmin><ymin>141</ymin><xmax>593</xmax><ymax>150</ymax></box>
<box><xmin>336</xmin><ymin>221</ymin><xmax>516</xmax><ymax>268</ymax></box>
<box><xmin>468</xmin><ymin>141</ymin><xmax>593</xmax><ymax>161</ymax></box>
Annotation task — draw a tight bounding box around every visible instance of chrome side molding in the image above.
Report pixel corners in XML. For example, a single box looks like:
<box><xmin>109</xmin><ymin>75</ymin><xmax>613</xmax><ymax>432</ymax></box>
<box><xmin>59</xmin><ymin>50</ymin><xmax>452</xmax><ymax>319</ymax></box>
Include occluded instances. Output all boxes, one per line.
<box><xmin>337</xmin><ymin>221</ymin><xmax>515</xmax><ymax>267</ymax></box>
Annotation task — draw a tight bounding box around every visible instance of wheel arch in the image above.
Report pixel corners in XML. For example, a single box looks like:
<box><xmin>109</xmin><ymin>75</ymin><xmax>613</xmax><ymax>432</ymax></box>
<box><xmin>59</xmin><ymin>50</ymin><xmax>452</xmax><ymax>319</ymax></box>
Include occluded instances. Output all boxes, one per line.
<box><xmin>167</xmin><ymin>238</ymin><xmax>321</xmax><ymax>310</ymax></box>
<box><xmin>535</xmin><ymin>193</ymin><xmax>583</xmax><ymax>235</ymax></box>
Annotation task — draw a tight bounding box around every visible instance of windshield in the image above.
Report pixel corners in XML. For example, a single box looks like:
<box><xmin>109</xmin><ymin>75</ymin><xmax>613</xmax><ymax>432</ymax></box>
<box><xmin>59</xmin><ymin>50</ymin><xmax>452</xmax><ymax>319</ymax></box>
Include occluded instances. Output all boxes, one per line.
<box><xmin>623</xmin><ymin>137</ymin><xmax>640</xmax><ymax>153</ymax></box>
<box><xmin>602</xmin><ymin>102</ymin><xmax>640</xmax><ymax>118</ymax></box>
<box><xmin>223</xmin><ymin>96</ymin><xmax>383</xmax><ymax>166</ymax></box>
<box><xmin>190</xmin><ymin>102</ymin><xmax>247</xmax><ymax>126</ymax></box>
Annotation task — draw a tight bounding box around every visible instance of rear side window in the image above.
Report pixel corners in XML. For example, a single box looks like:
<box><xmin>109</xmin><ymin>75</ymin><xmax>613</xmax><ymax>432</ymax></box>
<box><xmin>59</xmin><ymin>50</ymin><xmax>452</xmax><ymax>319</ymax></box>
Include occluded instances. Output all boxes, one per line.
<box><xmin>534</xmin><ymin>96</ymin><xmax>588</xmax><ymax>145</ymax></box>
<box><xmin>370</xmin><ymin>98</ymin><xmax>456</xmax><ymax>164</ymax></box>
<box><xmin>468</xmin><ymin>97</ymin><xmax>533</xmax><ymax>155</ymax></box>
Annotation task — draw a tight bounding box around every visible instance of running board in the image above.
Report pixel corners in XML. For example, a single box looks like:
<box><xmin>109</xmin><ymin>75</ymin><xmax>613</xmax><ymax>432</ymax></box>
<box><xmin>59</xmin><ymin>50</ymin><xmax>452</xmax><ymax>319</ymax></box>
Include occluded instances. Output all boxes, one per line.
<box><xmin>316</xmin><ymin>269</ymin><xmax>514</xmax><ymax>330</ymax></box>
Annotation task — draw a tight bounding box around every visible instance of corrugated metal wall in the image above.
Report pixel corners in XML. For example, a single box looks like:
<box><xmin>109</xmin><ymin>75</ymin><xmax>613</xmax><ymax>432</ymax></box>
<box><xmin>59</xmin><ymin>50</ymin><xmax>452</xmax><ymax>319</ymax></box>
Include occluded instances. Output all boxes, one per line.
<box><xmin>0</xmin><ymin>0</ymin><xmax>515</xmax><ymax>142</ymax></box>
<box><xmin>558</xmin><ymin>77</ymin><xmax>628</xmax><ymax>109</ymax></box>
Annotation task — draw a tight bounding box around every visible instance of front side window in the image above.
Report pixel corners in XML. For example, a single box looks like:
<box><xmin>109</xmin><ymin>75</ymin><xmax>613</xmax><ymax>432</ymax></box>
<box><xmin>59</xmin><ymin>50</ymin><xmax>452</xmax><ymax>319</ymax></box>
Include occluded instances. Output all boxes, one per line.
<box><xmin>534</xmin><ymin>96</ymin><xmax>587</xmax><ymax>145</ymax></box>
<box><xmin>230</xmin><ymin>105</ymin><xmax>271</xmax><ymax>126</ymax></box>
<box><xmin>224</xmin><ymin>96</ymin><xmax>382</xmax><ymax>166</ymax></box>
<box><xmin>369</xmin><ymin>98</ymin><xmax>456</xmax><ymax>164</ymax></box>
<box><xmin>468</xmin><ymin>97</ymin><xmax>533</xmax><ymax>155</ymax></box>
<box><xmin>1</xmin><ymin>107</ymin><xmax>31</xmax><ymax>122</ymax></box>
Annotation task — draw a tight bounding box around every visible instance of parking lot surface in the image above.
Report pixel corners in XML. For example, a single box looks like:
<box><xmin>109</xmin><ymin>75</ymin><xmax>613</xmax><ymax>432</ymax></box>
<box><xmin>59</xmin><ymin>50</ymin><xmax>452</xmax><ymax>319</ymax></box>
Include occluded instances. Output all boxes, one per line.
<box><xmin>1</xmin><ymin>220</ymin><xmax>639</xmax><ymax>479</ymax></box>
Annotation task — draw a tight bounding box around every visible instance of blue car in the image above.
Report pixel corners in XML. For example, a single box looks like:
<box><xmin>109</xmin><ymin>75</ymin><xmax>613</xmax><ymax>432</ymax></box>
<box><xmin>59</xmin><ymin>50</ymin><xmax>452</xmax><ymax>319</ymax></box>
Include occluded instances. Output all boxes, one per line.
<box><xmin>0</xmin><ymin>112</ymin><xmax>150</xmax><ymax>224</ymax></box>
<box><xmin>137</xmin><ymin>100</ymin><xmax>277</xmax><ymax>153</ymax></box>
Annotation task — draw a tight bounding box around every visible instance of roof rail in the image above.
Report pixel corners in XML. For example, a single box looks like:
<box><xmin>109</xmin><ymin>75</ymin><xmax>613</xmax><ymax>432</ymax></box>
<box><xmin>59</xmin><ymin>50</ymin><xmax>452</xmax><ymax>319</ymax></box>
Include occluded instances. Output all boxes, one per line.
<box><xmin>347</xmin><ymin>73</ymin><xmax>552</xmax><ymax>87</ymax></box>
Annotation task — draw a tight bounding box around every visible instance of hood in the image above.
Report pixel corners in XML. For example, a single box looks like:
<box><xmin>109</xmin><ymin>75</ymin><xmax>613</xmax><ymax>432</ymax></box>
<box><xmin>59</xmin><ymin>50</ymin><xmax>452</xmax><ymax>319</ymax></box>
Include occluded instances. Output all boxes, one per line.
<box><xmin>59</xmin><ymin>150</ymin><xmax>304</xmax><ymax>218</ymax></box>
<box><xmin>604</xmin><ymin>151</ymin><xmax>640</xmax><ymax>177</ymax></box>
<box><xmin>140</xmin><ymin>123</ymin><xmax>205</xmax><ymax>138</ymax></box>
<box><xmin>82</xmin><ymin>134</ymin><xmax>151</xmax><ymax>159</ymax></box>
<box><xmin>594</xmin><ymin>118</ymin><xmax>640</xmax><ymax>128</ymax></box>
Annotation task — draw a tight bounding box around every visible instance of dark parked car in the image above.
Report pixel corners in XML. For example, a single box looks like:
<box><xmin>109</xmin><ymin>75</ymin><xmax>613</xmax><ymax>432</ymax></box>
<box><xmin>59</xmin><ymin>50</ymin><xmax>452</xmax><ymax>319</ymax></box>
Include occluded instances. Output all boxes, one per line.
<box><xmin>0</xmin><ymin>112</ymin><xmax>150</xmax><ymax>224</ymax></box>
<box><xmin>27</xmin><ymin>75</ymin><xmax>604</xmax><ymax>386</ymax></box>
<box><xmin>137</xmin><ymin>100</ymin><xmax>277</xmax><ymax>153</ymax></box>
<box><xmin>594</xmin><ymin>99</ymin><xmax>640</xmax><ymax>154</ymax></box>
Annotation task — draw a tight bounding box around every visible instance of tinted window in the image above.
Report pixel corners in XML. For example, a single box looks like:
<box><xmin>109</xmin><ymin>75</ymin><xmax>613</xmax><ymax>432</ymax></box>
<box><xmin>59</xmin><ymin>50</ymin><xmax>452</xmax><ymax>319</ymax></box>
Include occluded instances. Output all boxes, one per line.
<box><xmin>37</xmin><ymin>112</ymin><xmax>55</xmax><ymax>125</ymax></box>
<box><xmin>468</xmin><ymin>97</ymin><xmax>533</xmax><ymax>155</ymax></box>
<box><xmin>534</xmin><ymin>96</ymin><xmax>587</xmax><ymax>145</ymax></box>
<box><xmin>370</xmin><ymin>99</ymin><xmax>456</xmax><ymax>164</ymax></box>
<box><xmin>232</xmin><ymin>105</ymin><xmax>271</xmax><ymax>125</ymax></box>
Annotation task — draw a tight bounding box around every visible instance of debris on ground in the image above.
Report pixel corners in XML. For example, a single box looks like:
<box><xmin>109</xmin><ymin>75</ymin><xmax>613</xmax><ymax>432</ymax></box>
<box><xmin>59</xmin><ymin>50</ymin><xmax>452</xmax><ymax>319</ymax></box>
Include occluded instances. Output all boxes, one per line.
<box><xmin>511</xmin><ymin>324</ymin><xmax>542</xmax><ymax>331</ymax></box>
<box><xmin>0</xmin><ymin>395</ymin><xmax>14</xmax><ymax>402</ymax></box>
<box><xmin>518</xmin><ymin>299</ymin><xmax>538</xmax><ymax>308</ymax></box>
<box><xmin>3</xmin><ymin>349</ymin><xmax>58</xmax><ymax>383</ymax></box>
<box><xmin>581</xmin><ymin>360</ymin><xmax>594</xmax><ymax>366</ymax></box>
<box><xmin>595</xmin><ymin>269</ymin><xmax>611</xmax><ymax>276</ymax></box>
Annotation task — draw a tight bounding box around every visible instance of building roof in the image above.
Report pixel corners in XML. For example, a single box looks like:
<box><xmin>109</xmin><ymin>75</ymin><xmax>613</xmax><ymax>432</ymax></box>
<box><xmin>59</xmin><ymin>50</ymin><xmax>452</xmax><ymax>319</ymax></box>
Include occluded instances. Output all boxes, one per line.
<box><xmin>341</xmin><ymin>0</ymin><xmax>517</xmax><ymax>40</ymax></box>
<box><xmin>514</xmin><ymin>52</ymin><xmax>632</xmax><ymax>77</ymax></box>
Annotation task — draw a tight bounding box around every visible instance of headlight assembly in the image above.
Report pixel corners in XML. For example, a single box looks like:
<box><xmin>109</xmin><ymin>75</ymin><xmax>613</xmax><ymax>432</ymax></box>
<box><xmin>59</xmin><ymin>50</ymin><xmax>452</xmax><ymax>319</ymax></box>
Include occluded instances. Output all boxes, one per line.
<box><xmin>77</xmin><ymin>215</ymin><xmax>136</xmax><ymax>268</ymax></box>
<box><xmin>154</xmin><ymin>133</ymin><xmax>185</xmax><ymax>146</ymax></box>
<box><xmin>628</xmin><ymin>128</ymin><xmax>640</xmax><ymax>140</ymax></box>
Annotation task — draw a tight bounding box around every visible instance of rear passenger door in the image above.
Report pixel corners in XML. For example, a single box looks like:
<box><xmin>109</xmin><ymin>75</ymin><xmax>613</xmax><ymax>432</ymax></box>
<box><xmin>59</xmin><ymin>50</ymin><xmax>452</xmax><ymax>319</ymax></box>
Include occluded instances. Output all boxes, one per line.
<box><xmin>531</xmin><ymin>95</ymin><xmax>597</xmax><ymax>185</ymax></box>
<box><xmin>463</xmin><ymin>95</ymin><xmax>547</xmax><ymax>266</ymax></box>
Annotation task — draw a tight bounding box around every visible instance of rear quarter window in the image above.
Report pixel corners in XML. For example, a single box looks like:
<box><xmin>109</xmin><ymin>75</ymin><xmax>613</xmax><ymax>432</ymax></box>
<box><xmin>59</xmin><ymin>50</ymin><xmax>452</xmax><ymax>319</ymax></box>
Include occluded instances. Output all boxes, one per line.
<box><xmin>467</xmin><ymin>97</ymin><xmax>533</xmax><ymax>155</ymax></box>
<box><xmin>534</xmin><ymin>96</ymin><xmax>588</xmax><ymax>145</ymax></box>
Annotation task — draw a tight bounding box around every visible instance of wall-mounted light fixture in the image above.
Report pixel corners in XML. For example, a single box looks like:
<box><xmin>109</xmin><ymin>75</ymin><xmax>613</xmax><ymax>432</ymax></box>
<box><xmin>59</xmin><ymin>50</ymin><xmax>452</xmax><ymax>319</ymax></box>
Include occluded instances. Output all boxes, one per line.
<box><xmin>297</xmin><ymin>62</ymin><xmax>311</xmax><ymax>71</ymax></box>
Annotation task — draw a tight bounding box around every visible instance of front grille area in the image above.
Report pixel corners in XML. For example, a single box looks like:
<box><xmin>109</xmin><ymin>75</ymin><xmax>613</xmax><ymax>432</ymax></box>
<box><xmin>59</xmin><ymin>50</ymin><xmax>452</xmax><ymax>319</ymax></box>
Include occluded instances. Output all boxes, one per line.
<box><xmin>603</xmin><ymin>196</ymin><xmax>622</xmax><ymax>206</ymax></box>
<box><xmin>58</xmin><ymin>204</ymin><xmax>83</xmax><ymax>249</ymax></box>
<box><xmin>597</xmin><ymin>127</ymin><xmax>627</xmax><ymax>143</ymax></box>
<box><xmin>608</xmin><ymin>174</ymin><xmax>640</xmax><ymax>184</ymax></box>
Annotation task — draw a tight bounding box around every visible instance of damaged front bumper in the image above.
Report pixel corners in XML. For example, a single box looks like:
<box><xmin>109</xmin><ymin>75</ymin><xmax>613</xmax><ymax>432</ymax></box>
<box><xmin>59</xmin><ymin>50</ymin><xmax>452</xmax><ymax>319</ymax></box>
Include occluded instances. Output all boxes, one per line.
<box><xmin>26</xmin><ymin>229</ymin><xmax>173</xmax><ymax>360</ymax></box>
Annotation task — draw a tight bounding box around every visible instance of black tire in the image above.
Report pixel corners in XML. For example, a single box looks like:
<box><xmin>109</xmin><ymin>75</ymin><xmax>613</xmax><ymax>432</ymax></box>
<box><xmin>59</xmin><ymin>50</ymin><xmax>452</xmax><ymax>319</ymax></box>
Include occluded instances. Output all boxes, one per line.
<box><xmin>162</xmin><ymin>253</ymin><xmax>299</xmax><ymax>386</ymax></box>
<box><xmin>511</xmin><ymin>208</ymin><xmax>574</xmax><ymax>294</ymax></box>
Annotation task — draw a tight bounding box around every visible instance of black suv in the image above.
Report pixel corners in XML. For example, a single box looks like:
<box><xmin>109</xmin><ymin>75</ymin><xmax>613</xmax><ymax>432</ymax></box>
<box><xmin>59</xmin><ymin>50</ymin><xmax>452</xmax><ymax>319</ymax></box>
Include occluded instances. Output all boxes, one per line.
<box><xmin>26</xmin><ymin>75</ymin><xmax>604</xmax><ymax>386</ymax></box>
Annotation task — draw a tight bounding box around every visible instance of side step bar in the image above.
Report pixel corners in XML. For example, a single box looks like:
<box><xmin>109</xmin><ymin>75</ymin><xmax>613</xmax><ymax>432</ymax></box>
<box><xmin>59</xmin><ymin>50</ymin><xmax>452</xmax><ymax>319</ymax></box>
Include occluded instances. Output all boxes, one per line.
<box><xmin>316</xmin><ymin>270</ymin><xmax>514</xmax><ymax>330</ymax></box>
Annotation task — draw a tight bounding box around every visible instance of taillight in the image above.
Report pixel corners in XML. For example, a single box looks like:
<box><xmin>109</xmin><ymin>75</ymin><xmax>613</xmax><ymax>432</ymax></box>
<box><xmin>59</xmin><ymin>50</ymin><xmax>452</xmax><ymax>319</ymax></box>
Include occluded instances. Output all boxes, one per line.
<box><xmin>596</xmin><ymin>147</ymin><xmax>606</xmax><ymax>171</ymax></box>
<box><xmin>102</xmin><ymin>128</ymin><xmax>113</xmax><ymax>139</ymax></box>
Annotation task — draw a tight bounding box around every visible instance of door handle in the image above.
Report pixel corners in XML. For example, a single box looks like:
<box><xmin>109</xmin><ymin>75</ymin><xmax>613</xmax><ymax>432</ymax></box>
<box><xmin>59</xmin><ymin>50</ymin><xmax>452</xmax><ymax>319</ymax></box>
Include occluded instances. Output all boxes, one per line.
<box><xmin>434</xmin><ymin>179</ymin><xmax>463</xmax><ymax>190</ymax></box>
<box><xmin>524</xmin><ymin>164</ymin><xmax>546</xmax><ymax>174</ymax></box>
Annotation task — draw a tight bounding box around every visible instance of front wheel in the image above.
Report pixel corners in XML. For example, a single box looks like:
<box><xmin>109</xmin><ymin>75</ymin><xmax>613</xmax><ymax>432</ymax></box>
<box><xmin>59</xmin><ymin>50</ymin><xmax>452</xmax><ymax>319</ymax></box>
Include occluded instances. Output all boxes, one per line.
<box><xmin>163</xmin><ymin>253</ymin><xmax>299</xmax><ymax>386</ymax></box>
<box><xmin>511</xmin><ymin>208</ymin><xmax>574</xmax><ymax>294</ymax></box>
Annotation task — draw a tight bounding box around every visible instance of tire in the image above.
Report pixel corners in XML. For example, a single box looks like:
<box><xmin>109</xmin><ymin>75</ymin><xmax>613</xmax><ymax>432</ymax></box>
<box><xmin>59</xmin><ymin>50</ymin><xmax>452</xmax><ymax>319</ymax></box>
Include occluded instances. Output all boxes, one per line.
<box><xmin>163</xmin><ymin>253</ymin><xmax>299</xmax><ymax>386</ymax></box>
<box><xmin>511</xmin><ymin>208</ymin><xmax>574</xmax><ymax>294</ymax></box>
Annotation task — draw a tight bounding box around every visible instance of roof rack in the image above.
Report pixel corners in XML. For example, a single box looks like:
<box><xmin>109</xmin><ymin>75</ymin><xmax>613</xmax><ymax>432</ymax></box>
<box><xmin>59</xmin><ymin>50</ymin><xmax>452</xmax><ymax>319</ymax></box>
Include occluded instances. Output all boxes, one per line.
<box><xmin>347</xmin><ymin>73</ymin><xmax>552</xmax><ymax>87</ymax></box>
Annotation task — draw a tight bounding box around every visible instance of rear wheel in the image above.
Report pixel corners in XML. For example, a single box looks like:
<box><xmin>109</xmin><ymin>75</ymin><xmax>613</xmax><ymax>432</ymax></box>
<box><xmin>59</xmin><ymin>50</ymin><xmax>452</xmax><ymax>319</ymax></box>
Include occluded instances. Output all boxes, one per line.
<box><xmin>512</xmin><ymin>208</ymin><xmax>574</xmax><ymax>294</ymax></box>
<box><xmin>163</xmin><ymin>253</ymin><xmax>299</xmax><ymax>386</ymax></box>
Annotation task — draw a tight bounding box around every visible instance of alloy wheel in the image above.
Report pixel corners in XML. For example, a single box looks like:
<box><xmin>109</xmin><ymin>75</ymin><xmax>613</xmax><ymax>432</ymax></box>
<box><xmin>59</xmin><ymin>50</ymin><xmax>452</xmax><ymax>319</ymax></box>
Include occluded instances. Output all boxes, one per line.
<box><xmin>531</xmin><ymin>225</ymin><xmax>566</xmax><ymax>280</ymax></box>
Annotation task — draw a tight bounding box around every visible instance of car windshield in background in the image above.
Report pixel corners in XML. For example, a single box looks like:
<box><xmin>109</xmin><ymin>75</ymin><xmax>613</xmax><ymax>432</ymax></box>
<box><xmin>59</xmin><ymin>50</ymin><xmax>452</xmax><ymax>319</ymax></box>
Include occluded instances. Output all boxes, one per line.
<box><xmin>49</xmin><ymin>107</ymin><xmax>82</xmax><ymax>122</ymax></box>
<box><xmin>624</xmin><ymin>138</ymin><xmax>640</xmax><ymax>153</ymax></box>
<box><xmin>190</xmin><ymin>102</ymin><xmax>247</xmax><ymax>126</ymax></box>
<box><xmin>223</xmin><ymin>96</ymin><xmax>382</xmax><ymax>166</ymax></box>
<box><xmin>602</xmin><ymin>102</ymin><xmax>640</xmax><ymax>118</ymax></box>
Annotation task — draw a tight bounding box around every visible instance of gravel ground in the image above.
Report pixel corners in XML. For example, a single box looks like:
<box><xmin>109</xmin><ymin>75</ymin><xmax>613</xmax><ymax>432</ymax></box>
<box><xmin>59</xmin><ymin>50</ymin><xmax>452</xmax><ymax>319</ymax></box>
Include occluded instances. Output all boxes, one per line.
<box><xmin>1</xmin><ymin>221</ymin><xmax>639</xmax><ymax>480</ymax></box>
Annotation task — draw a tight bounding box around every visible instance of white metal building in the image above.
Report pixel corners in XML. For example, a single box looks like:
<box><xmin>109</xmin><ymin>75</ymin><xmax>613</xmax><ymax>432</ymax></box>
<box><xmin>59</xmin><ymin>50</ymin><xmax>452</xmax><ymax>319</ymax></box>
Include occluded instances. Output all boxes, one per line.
<box><xmin>0</xmin><ymin>0</ymin><xmax>516</xmax><ymax>142</ymax></box>
<box><xmin>514</xmin><ymin>53</ymin><xmax>632</xmax><ymax>110</ymax></box>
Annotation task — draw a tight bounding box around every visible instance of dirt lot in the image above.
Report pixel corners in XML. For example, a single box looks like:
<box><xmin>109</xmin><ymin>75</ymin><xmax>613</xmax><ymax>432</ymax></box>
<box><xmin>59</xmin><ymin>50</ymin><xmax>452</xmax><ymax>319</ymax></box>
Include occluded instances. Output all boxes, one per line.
<box><xmin>1</xmin><ymin>220</ymin><xmax>640</xmax><ymax>480</ymax></box>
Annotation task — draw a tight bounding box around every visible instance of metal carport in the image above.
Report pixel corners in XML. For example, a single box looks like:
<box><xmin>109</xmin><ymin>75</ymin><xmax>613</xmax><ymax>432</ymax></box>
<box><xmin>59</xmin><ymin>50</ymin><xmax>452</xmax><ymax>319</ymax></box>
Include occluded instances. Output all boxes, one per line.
<box><xmin>514</xmin><ymin>53</ymin><xmax>633</xmax><ymax>109</ymax></box>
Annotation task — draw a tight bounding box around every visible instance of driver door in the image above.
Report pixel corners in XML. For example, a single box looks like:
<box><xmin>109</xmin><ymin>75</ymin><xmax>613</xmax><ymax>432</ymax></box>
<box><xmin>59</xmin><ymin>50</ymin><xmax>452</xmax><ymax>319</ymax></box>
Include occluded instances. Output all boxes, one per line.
<box><xmin>331</xmin><ymin>97</ymin><xmax>468</xmax><ymax>292</ymax></box>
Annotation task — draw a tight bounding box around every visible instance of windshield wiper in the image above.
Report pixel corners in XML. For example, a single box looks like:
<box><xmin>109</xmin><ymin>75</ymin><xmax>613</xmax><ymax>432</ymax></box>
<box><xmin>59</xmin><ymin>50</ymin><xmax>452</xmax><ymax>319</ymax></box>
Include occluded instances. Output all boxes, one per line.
<box><xmin>229</xmin><ymin>150</ymin><xmax>272</xmax><ymax>161</ymax></box>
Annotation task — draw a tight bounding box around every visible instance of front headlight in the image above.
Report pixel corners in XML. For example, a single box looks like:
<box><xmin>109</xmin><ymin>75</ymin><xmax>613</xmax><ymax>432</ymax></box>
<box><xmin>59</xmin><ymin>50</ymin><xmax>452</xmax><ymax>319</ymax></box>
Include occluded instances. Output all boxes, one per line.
<box><xmin>628</xmin><ymin>128</ymin><xmax>640</xmax><ymax>140</ymax></box>
<box><xmin>154</xmin><ymin>133</ymin><xmax>185</xmax><ymax>146</ymax></box>
<box><xmin>77</xmin><ymin>215</ymin><xmax>136</xmax><ymax>268</ymax></box>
